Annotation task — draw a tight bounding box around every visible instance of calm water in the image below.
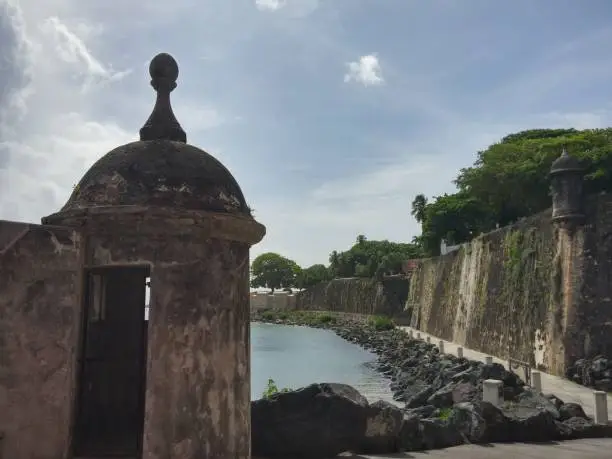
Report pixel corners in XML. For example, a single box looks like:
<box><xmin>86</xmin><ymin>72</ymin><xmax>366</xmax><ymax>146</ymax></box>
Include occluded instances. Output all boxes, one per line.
<box><xmin>250</xmin><ymin>322</ymin><xmax>397</xmax><ymax>404</ymax></box>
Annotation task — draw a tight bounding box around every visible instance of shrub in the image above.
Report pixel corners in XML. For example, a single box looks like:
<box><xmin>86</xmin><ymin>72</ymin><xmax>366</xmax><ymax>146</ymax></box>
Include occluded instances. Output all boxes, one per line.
<box><xmin>260</xmin><ymin>310</ymin><xmax>276</xmax><ymax>321</ymax></box>
<box><xmin>315</xmin><ymin>313</ymin><xmax>337</xmax><ymax>324</ymax></box>
<box><xmin>262</xmin><ymin>378</ymin><xmax>292</xmax><ymax>399</ymax></box>
<box><xmin>367</xmin><ymin>315</ymin><xmax>395</xmax><ymax>331</ymax></box>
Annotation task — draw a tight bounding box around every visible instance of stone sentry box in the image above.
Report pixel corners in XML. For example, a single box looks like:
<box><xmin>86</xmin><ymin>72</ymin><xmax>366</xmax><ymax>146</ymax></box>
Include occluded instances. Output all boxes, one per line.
<box><xmin>0</xmin><ymin>53</ymin><xmax>265</xmax><ymax>459</ymax></box>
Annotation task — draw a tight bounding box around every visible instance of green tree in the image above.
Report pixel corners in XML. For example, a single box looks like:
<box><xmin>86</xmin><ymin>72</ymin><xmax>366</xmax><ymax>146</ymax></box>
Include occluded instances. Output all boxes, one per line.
<box><xmin>328</xmin><ymin>237</ymin><xmax>423</xmax><ymax>278</ymax></box>
<box><xmin>412</xmin><ymin>127</ymin><xmax>612</xmax><ymax>256</ymax></box>
<box><xmin>251</xmin><ymin>252</ymin><xmax>301</xmax><ymax>293</ymax></box>
<box><xmin>411</xmin><ymin>194</ymin><xmax>428</xmax><ymax>223</ymax></box>
<box><xmin>297</xmin><ymin>264</ymin><xmax>332</xmax><ymax>288</ymax></box>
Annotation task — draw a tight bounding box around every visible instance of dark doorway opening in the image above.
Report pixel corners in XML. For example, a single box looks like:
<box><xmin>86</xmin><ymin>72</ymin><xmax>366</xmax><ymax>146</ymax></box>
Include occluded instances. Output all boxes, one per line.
<box><xmin>73</xmin><ymin>265</ymin><xmax>150</xmax><ymax>458</ymax></box>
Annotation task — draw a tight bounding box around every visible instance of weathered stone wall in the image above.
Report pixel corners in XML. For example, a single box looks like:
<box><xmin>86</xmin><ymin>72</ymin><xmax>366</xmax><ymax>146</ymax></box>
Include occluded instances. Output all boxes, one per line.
<box><xmin>407</xmin><ymin>210</ymin><xmax>555</xmax><ymax>367</ymax></box>
<box><xmin>296</xmin><ymin>277</ymin><xmax>410</xmax><ymax>321</ymax></box>
<box><xmin>250</xmin><ymin>291</ymin><xmax>297</xmax><ymax>311</ymax></box>
<box><xmin>578</xmin><ymin>194</ymin><xmax>612</xmax><ymax>359</ymax></box>
<box><xmin>0</xmin><ymin>221</ymin><xmax>81</xmax><ymax>459</ymax></box>
<box><xmin>407</xmin><ymin>193</ymin><xmax>612</xmax><ymax>377</ymax></box>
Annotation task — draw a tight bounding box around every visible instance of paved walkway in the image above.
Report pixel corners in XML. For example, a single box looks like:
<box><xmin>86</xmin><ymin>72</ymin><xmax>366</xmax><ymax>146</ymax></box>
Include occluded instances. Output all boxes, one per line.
<box><xmin>398</xmin><ymin>326</ymin><xmax>612</xmax><ymax>421</ymax></box>
<box><xmin>338</xmin><ymin>438</ymin><xmax>612</xmax><ymax>458</ymax></box>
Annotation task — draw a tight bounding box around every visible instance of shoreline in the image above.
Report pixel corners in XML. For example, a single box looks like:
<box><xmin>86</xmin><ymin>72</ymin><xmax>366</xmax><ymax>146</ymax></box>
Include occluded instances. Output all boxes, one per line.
<box><xmin>251</xmin><ymin>319</ymin><xmax>400</xmax><ymax>406</ymax></box>
<box><xmin>250</xmin><ymin>309</ymin><xmax>612</xmax><ymax>455</ymax></box>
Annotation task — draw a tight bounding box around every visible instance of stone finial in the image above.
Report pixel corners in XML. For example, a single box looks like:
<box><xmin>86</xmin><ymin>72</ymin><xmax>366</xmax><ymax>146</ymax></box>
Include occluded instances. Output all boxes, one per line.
<box><xmin>139</xmin><ymin>53</ymin><xmax>187</xmax><ymax>143</ymax></box>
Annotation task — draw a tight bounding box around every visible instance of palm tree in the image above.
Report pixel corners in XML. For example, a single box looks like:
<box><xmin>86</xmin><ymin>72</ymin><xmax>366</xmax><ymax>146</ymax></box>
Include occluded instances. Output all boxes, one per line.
<box><xmin>411</xmin><ymin>194</ymin><xmax>428</xmax><ymax>223</ymax></box>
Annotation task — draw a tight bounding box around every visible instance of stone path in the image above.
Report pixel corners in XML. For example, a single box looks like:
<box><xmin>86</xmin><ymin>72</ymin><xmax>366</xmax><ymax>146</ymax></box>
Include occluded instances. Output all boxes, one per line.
<box><xmin>339</xmin><ymin>438</ymin><xmax>612</xmax><ymax>458</ymax></box>
<box><xmin>398</xmin><ymin>326</ymin><xmax>612</xmax><ymax>421</ymax></box>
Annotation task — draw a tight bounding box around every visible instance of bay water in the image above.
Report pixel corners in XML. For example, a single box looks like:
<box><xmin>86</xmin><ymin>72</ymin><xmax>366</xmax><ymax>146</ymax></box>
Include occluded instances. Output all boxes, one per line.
<box><xmin>250</xmin><ymin>322</ymin><xmax>397</xmax><ymax>404</ymax></box>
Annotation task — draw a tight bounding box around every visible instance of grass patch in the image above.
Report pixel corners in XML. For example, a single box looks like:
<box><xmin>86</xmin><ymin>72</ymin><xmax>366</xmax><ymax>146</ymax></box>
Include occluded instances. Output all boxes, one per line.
<box><xmin>314</xmin><ymin>312</ymin><xmax>337</xmax><ymax>325</ymax></box>
<box><xmin>367</xmin><ymin>315</ymin><xmax>395</xmax><ymax>331</ymax></box>
<box><xmin>256</xmin><ymin>309</ymin><xmax>338</xmax><ymax>326</ymax></box>
<box><xmin>436</xmin><ymin>407</ymin><xmax>452</xmax><ymax>420</ymax></box>
<box><xmin>262</xmin><ymin>378</ymin><xmax>292</xmax><ymax>399</ymax></box>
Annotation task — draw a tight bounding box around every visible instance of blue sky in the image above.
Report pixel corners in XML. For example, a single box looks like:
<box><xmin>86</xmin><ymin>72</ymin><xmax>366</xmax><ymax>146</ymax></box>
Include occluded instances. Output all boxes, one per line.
<box><xmin>2</xmin><ymin>0</ymin><xmax>612</xmax><ymax>267</ymax></box>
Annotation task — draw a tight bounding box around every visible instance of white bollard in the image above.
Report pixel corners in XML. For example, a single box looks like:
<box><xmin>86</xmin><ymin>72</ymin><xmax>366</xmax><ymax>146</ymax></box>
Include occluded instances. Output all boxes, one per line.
<box><xmin>426</xmin><ymin>336</ymin><xmax>431</xmax><ymax>344</ymax></box>
<box><xmin>531</xmin><ymin>370</ymin><xmax>542</xmax><ymax>393</ymax></box>
<box><xmin>438</xmin><ymin>340</ymin><xmax>445</xmax><ymax>354</ymax></box>
<box><xmin>593</xmin><ymin>391</ymin><xmax>609</xmax><ymax>425</ymax></box>
<box><xmin>457</xmin><ymin>347</ymin><xmax>464</xmax><ymax>358</ymax></box>
<box><xmin>485</xmin><ymin>356</ymin><xmax>493</xmax><ymax>365</ymax></box>
<box><xmin>483</xmin><ymin>379</ymin><xmax>503</xmax><ymax>407</ymax></box>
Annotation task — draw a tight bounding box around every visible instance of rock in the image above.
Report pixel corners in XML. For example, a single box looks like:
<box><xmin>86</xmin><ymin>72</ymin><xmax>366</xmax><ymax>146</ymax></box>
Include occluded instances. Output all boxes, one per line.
<box><xmin>591</xmin><ymin>357</ymin><xmax>609</xmax><ymax>376</ymax></box>
<box><xmin>405</xmin><ymin>405</ymin><xmax>436</xmax><ymax>418</ymax></box>
<box><xmin>251</xmin><ymin>383</ymin><xmax>368</xmax><ymax>458</ymax></box>
<box><xmin>397</xmin><ymin>415</ymin><xmax>422</xmax><ymax>452</ymax></box>
<box><xmin>447</xmin><ymin>402</ymin><xmax>487</xmax><ymax>443</ymax></box>
<box><xmin>514</xmin><ymin>389</ymin><xmax>560</xmax><ymax>418</ymax></box>
<box><xmin>559</xmin><ymin>402</ymin><xmax>588</xmax><ymax>421</ymax></box>
<box><xmin>448</xmin><ymin>401</ymin><xmax>510</xmax><ymax>443</ymax></box>
<box><xmin>502</xmin><ymin>398</ymin><xmax>559</xmax><ymax>442</ymax></box>
<box><xmin>544</xmin><ymin>393</ymin><xmax>565</xmax><ymax>409</ymax></box>
<box><xmin>560</xmin><ymin>416</ymin><xmax>612</xmax><ymax>439</ymax></box>
<box><xmin>427</xmin><ymin>385</ymin><xmax>454</xmax><ymax>409</ymax></box>
<box><xmin>594</xmin><ymin>378</ymin><xmax>612</xmax><ymax>392</ymax></box>
<box><xmin>427</xmin><ymin>382</ymin><xmax>478</xmax><ymax>409</ymax></box>
<box><xmin>418</xmin><ymin>419</ymin><xmax>464</xmax><ymax>449</ymax></box>
<box><xmin>406</xmin><ymin>386</ymin><xmax>435</xmax><ymax>408</ymax></box>
<box><xmin>359</xmin><ymin>400</ymin><xmax>403</xmax><ymax>454</ymax></box>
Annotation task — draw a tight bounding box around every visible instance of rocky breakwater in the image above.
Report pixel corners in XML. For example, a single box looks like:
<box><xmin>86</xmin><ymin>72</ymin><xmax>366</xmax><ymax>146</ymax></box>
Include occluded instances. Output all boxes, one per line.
<box><xmin>567</xmin><ymin>356</ymin><xmax>612</xmax><ymax>392</ymax></box>
<box><xmin>251</xmin><ymin>312</ymin><xmax>612</xmax><ymax>458</ymax></box>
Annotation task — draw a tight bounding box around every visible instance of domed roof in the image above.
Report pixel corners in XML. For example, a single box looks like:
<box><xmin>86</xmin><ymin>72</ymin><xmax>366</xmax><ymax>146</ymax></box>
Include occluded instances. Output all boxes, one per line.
<box><xmin>62</xmin><ymin>140</ymin><xmax>249</xmax><ymax>214</ymax></box>
<box><xmin>550</xmin><ymin>147</ymin><xmax>584</xmax><ymax>176</ymax></box>
<box><xmin>60</xmin><ymin>53</ymin><xmax>249</xmax><ymax>216</ymax></box>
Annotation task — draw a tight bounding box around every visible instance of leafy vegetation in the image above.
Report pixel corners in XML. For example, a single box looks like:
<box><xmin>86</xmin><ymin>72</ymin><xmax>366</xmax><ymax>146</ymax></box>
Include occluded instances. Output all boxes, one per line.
<box><xmin>328</xmin><ymin>235</ymin><xmax>422</xmax><ymax>279</ymax></box>
<box><xmin>255</xmin><ymin>309</ymin><xmax>395</xmax><ymax>332</ymax></box>
<box><xmin>367</xmin><ymin>315</ymin><xmax>396</xmax><ymax>331</ymax></box>
<box><xmin>251</xmin><ymin>252</ymin><xmax>302</xmax><ymax>292</ymax></box>
<box><xmin>298</xmin><ymin>264</ymin><xmax>333</xmax><ymax>288</ymax></box>
<box><xmin>415</xmin><ymin>128</ymin><xmax>612</xmax><ymax>256</ymax></box>
<box><xmin>436</xmin><ymin>407</ymin><xmax>452</xmax><ymax>420</ymax></box>
<box><xmin>251</xmin><ymin>237</ymin><xmax>422</xmax><ymax>291</ymax></box>
<box><xmin>261</xmin><ymin>378</ymin><xmax>292</xmax><ymax>399</ymax></box>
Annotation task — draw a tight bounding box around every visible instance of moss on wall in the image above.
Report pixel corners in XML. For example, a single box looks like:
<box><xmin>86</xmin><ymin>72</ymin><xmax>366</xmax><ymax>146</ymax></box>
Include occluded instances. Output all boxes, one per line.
<box><xmin>295</xmin><ymin>276</ymin><xmax>410</xmax><ymax>320</ymax></box>
<box><xmin>408</xmin><ymin>210</ymin><xmax>555</xmax><ymax>366</ymax></box>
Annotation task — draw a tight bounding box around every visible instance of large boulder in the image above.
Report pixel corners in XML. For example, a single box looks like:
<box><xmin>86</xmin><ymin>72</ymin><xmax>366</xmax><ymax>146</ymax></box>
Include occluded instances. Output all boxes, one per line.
<box><xmin>447</xmin><ymin>401</ymin><xmax>510</xmax><ymax>443</ymax></box>
<box><xmin>251</xmin><ymin>383</ymin><xmax>368</xmax><ymax>458</ymax></box>
<box><xmin>359</xmin><ymin>400</ymin><xmax>403</xmax><ymax>454</ymax></box>
<box><xmin>558</xmin><ymin>416</ymin><xmax>612</xmax><ymax>439</ymax></box>
<box><xmin>501</xmin><ymin>389</ymin><xmax>561</xmax><ymax>442</ymax></box>
<box><xmin>418</xmin><ymin>419</ymin><xmax>464</xmax><ymax>450</ymax></box>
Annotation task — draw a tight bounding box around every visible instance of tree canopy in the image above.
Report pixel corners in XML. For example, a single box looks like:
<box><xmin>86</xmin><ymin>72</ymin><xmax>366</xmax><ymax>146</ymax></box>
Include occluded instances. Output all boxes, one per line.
<box><xmin>250</xmin><ymin>252</ymin><xmax>301</xmax><ymax>292</ymax></box>
<box><xmin>329</xmin><ymin>235</ymin><xmax>422</xmax><ymax>279</ymax></box>
<box><xmin>250</xmin><ymin>237</ymin><xmax>422</xmax><ymax>291</ymax></box>
<box><xmin>416</xmin><ymin>127</ymin><xmax>612</xmax><ymax>255</ymax></box>
<box><xmin>297</xmin><ymin>264</ymin><xmax>332</xmax><ymax>288</ymax></box>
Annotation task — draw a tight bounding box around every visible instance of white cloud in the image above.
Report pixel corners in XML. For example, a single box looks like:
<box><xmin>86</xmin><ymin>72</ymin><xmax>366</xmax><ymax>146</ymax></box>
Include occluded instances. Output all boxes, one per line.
<box><xmin>344</xmin><ymin>54</ymin><xmax>384</xmax><ymax>86</ymax></box>
<box><xmin>255</xmin><ymin>0</ymin><xmax>286</xmax><ymax>11</ymax></box>
<box><xmin>0</xmin><ymin>1</ymin><xmax>136</xmax><ymax>222</ymax></box>
<box><xmin>41</xmin><ymin>16</ymin><xmax>130</xmax><ymax>86</ymax></box>
<box><xmin>254</xmin><ymin>0</ymin><xmax>320</xmax><ymax>17</ymax></box>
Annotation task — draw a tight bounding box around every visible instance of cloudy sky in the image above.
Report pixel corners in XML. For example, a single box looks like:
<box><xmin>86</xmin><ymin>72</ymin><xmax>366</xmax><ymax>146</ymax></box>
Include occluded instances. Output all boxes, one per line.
<box><xmin>2</xmin><ymin>0</ymin><xmax>612</xmax><ymax>267</ymax></box>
